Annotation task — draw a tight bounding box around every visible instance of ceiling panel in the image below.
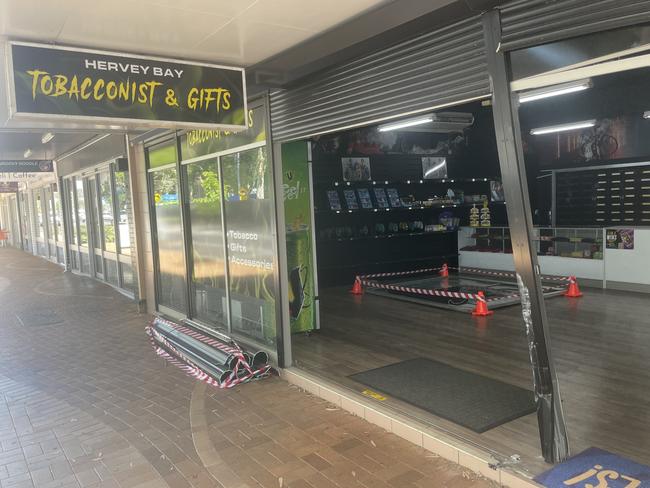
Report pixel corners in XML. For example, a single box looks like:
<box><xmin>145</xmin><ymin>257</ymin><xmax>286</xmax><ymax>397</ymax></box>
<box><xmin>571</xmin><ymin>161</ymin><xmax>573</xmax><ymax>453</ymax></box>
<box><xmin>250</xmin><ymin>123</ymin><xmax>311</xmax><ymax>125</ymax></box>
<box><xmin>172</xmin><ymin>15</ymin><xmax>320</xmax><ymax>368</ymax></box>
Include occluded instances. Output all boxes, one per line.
<box><xmin>194</xmin><ymin>20</ymin><xmax>314</xmax><ymax>66</ymax></box>
<box><xmin>0</xmin><ymin>132</ymin><xmax>98</xmax><ymax>160</ymax></box>
<box><xmin>0</xmin><ymin>0</ymin><xmax>390</xmax><ymax>66</ymax></box>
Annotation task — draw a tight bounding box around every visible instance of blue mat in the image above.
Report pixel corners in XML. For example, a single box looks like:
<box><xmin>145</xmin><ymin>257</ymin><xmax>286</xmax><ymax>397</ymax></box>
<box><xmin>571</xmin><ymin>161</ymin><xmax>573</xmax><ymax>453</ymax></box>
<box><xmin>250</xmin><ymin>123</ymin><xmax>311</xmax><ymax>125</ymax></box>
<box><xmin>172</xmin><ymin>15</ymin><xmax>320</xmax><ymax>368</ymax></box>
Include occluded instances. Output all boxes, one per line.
<box><xmin>535</xmin><ymin>447</ymin><xmax>650</xmax><ymax>488</ymax></box>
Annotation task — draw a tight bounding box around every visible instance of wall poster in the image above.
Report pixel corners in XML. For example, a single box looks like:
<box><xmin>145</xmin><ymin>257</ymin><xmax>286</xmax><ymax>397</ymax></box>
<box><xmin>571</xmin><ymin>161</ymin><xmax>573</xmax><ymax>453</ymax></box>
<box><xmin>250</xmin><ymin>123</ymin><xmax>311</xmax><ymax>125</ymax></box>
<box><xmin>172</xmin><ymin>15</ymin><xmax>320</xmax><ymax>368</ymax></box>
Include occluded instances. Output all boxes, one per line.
<box><xmin>606</xmin><ymin>228</ymin><xmax>634</xmax><ymax>250</ymax></box>
<box><xmin>282</xmin><ymin>141</ymin><xmax>317</xmax><ymax>333</ymax></box>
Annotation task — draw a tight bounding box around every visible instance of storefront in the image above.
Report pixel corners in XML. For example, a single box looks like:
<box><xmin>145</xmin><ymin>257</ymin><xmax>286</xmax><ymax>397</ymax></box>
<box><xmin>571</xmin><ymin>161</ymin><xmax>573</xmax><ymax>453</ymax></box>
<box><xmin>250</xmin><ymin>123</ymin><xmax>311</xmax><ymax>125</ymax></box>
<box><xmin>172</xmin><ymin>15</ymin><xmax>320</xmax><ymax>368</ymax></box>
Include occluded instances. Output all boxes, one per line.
<box><xmin>60</xmin><ymin>154</ymin><xmax>137</xmax><ymax>295</ymax></box>
<box><xmin>141</xmin><ymin>97</ymin><xmax>281</xmax><ymax>360</ymax></box>
<box><xmin>268</xmin><ymin>1</ymin><xmax>650</xmax><ymax>473</ymax></box>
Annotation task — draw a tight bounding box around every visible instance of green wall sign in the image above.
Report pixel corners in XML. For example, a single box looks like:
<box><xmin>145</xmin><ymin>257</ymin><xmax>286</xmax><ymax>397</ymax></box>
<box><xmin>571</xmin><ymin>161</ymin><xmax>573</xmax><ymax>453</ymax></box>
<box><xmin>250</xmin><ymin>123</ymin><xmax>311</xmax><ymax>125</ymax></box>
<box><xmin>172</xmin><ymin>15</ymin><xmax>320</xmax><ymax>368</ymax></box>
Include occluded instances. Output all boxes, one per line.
<box><xmin>8</xmin><ymin>42</ymin><xmax>246</xmax><ymax>129</ymax></box>
<box><xmin>282</xmin><ymin>142</ymin><xmax>317</xmax><ymax>334</ymax></box>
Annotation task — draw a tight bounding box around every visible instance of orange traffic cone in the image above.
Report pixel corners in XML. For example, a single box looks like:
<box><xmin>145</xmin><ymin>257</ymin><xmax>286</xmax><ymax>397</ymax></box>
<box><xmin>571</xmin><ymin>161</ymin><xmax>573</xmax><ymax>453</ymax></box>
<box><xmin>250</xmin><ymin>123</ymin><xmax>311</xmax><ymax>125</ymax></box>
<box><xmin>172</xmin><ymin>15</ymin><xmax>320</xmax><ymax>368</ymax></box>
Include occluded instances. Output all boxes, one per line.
<box><xmin>472</xmin><ymin>291</ymin><xmax>493</xmax><ymax>316</ymax></box>
<box><xmin>350</xmin><ymin>277</ymin><xmax>363</xmax><ymax>295</ymax></box>
<box><xmin>564</xmin><ymin>276</ymin><xmax>583</xmax><ymax>298</ymax></box>
<box><xmin>440</xmin><ymin>263</ymin><xmax>449</xmax><ymax>278</ymax></box>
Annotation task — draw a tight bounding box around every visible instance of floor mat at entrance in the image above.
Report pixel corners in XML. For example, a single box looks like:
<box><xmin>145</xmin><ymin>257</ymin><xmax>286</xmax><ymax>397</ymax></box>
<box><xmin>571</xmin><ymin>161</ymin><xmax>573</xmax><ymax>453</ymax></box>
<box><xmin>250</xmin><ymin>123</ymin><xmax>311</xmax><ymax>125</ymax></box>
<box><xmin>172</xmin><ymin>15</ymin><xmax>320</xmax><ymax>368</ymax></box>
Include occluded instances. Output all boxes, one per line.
<box><xmin>349</xmin><ymin>358</ymin><xmax>536</xmax><ymax>433</ymax></box>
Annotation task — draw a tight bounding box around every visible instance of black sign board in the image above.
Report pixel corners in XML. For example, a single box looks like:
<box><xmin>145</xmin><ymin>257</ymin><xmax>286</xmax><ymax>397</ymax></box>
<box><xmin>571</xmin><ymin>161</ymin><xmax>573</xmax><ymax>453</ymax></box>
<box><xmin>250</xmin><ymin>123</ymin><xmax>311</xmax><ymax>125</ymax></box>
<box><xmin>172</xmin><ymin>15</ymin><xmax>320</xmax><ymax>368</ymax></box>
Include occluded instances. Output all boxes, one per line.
<box><xmin>0</xmin><ymin>160</ymin><xmax>53</xmax><ymax>172</ymax></box>
<box><xmin>0</xmin><ymin>182</ymin><xmax>19</xmax><ymax>193</ymax></box>
<box><xmin>7</xmin><ymin>42</ymin><xmax>247</xmax><ymax>130</ymax></box>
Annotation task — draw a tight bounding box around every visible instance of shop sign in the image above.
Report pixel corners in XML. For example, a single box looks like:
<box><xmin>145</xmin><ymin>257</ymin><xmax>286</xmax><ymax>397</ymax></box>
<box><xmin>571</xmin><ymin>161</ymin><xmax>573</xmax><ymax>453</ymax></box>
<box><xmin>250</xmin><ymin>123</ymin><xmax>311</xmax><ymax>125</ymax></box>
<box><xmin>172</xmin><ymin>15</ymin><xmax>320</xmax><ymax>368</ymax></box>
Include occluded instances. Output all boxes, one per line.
<box><xmin>7</xmin><ymin>42</ymin><xmax>247</xmax><ymax>130</ymax></box>
<box><xmin>606</xmin><ymin>228</ymin><xmax>634</xmax><ymax>250</ymax></box>
<box><xmin>180</xmin><ymin>104</ymin><xmax>266</xmax><ymax>160</ymax></box>
<box><xmin>0</xmin><ymin>182</ymin><xmax>19</xmax><ymax>193</ymax></box>
<box><xmin>0</xmin><ymin>160</ymin><xmax>53</xmax><ymax>172</ymax></box>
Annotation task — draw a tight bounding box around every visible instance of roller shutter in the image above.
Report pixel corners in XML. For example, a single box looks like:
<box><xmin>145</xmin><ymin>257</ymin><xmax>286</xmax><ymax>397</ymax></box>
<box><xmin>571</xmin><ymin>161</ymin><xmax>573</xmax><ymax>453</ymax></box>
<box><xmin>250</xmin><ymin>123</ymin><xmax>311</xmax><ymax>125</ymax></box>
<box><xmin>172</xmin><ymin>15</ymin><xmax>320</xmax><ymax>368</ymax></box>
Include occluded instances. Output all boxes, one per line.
<box><xmin>269</xmin><ymin>15</ymin><xmax>489</xmax><ymax>142</ymax></box>
<box><xmin>499</xmin><ymin>0</ymin><xmax>650</xmax><ymax>52</ymax></box>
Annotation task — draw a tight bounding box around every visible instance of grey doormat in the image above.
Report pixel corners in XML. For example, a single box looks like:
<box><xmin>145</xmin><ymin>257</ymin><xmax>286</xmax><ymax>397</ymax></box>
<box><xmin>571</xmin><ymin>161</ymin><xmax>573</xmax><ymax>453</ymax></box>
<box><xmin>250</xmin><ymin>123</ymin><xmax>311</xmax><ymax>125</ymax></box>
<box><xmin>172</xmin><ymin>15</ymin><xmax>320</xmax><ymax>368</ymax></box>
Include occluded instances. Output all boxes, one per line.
<box><xmin>349</xmin><ymin>358</ymin><xmax>536</xmax><ymax>433</ymax></box>
<box><xmin>16</xmin><ymin>310</ymin><xmax>64</xmax><ymax>327</ymax></box>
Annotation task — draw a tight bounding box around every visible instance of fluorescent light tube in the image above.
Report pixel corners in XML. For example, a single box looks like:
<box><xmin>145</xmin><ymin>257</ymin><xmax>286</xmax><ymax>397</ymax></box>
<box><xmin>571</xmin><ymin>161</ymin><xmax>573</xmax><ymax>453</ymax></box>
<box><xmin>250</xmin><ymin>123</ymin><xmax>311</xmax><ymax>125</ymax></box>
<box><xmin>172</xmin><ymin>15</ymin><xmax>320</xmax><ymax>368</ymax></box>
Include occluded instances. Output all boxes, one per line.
<box><xmin>519</xmin><ymin>79</ymin><xmax>591</xmax><ymax>104</ymax></box>
<box><xmin>530</xmin><ymin>120</ymin><xmax>596</xmax><ymax>135</ymax></box>
<box><xmin>378</xmin><ymin>117</ymin><xmax>432</xmax><ymax>132</ymax></box>
<box><xmin>41</xmin><ymin>132</ymin><xmax>54</xmax><ymax>144</ymax></box>
<box><xmin>424</xmin><ymin>160</ymin><xmax>447</xmax><ymax>177</ymax></box>
<box><xmin>23</xmin><ymin>149</ymin><xmax>32</xmax><ymax>158</ymax></box>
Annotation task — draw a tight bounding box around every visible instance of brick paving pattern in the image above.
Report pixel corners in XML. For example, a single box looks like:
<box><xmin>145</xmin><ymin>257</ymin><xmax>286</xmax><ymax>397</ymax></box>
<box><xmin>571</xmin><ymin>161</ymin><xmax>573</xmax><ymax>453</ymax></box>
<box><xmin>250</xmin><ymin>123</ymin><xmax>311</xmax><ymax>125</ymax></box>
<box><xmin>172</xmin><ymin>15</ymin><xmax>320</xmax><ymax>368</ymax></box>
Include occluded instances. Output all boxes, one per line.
<box><xmin>0</xmin><ymin>248</ymin><xmax>496</xmax><ymax>488</ymax></box>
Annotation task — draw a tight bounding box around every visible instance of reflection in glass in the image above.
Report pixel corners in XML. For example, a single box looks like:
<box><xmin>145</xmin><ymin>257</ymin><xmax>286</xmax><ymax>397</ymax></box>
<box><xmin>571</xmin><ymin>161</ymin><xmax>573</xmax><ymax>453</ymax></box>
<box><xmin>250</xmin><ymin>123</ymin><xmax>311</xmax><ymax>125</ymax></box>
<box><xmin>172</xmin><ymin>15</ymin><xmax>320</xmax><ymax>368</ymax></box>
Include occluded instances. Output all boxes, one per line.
<box><xmin>99</xmin><ymin>171</ymin><xmax>116</xmax><ymax>253</ymax></box>
<box><xmin>53</xmin><ymin>187</ymin><xmax>63</xmax><ymax>243</ymax></box>
<box><xmin>114</xmin><ymin>171</ymin><xmax>131</xmax><ymax>255</ymax></box>
<box><xmin>44</xmin><ymin>187</ymin><xmax>55</xmax><ymax>242</ymax></box>
<box><xmin>152</xmin><ymin>168</ymin><xmax>186</xmax><ymax>312</ymax></box>
<box><xmin>222</xmin><ymin>147</ymin><xmax>276</xmax><ymax>345</ymax></box>
<box><xmin>34</xmin><ymin>192</ymin><xmax>44</xmax><ymax>238</ymax></box>
<box><xmin>186</xmin><ymin>159</ymin><xmax>227</xmax><ymax>326</ymax></box>
<box><xmin>75</xmin><ymin>179</ymin><xmax>88</xmax><ymax>246</ymax></box>
<box><xmin>66</xmin><ymin>179</ymin><xmax>77</xmax><ymax>245</ymax></box>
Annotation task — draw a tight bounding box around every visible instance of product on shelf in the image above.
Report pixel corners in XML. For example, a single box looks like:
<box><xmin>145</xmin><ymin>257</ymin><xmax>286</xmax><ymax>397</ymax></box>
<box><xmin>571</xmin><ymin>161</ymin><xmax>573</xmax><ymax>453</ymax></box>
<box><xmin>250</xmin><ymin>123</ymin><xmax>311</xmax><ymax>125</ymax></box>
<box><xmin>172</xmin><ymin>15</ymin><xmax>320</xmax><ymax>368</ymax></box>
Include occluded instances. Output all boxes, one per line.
<box><xmin>373</xmin><ymin>188</ymin><xmax>390</xmax><ymax>208</ymax></box>
<box><xmin>357</xmin><ymin>188</ymin><xmax>373</xmax><ymax>209</ymax></box>
<box><xmin>326</xmin><ymin>190</ymin><xmax>342</xmax><ymax>210</ymax></box>
<box><xmin>469</xmin><ymin>204</ymin><xmax>480</xmax><ymax>227</ymax></box>
<box><xmin>386</xmin><ymin>188</ymin><xmax>402</xmax><ymax>208</ymax></box>
<box><xmin>343</xmin><ymin>189</ymin><xmax>359</xmax><ymax>210</ymax></box>
<box><xmin>480</xmin><ymin>200</ymin><xmax>491</xmax><ymax>227</ymax></box>
<box><xmin>375</xmin><ymin>223</ymin><xmax>386</xmax><ymax>235</ymax></box>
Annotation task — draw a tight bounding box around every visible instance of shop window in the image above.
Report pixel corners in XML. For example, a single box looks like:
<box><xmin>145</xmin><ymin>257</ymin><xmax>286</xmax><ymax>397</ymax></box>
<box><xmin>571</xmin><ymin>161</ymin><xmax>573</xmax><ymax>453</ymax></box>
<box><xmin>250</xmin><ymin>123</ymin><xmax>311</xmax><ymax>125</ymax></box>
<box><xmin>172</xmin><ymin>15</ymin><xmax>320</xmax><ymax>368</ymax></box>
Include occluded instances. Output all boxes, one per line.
<box><xmin>185</xmin><ymin>158</ymin><xmax>228</xmax><ymax>326</ymax></box>
<box><xmin>151</xmin><ymin>166</ymin><xmax>186</xmax><ymax>312</ymax></box>
<box><xmin>75</xmin><ymin>179</ymin><xmax>88</xmax><ymax>246</ymax></box>
<box><xmin>99</xmin><ymin>171</ymin><xmax>116</xmax><ymax>253</ymax></box>
<box><xmin>34</xmin><ymin>192</ymin><xmax>44</xmax><ymax>239</ymax></box>
<box><xmin>222</xmin><ymin>146</ymin><xmax>277</xmax><ymax>346</ymax></box>
<box><xmin>53</xmin><ymin>186</ymin><xmax>63</xmax><ymax>244</ymax></box>
<box><xmin>114</xmin><ymin>171</ymin><xmax>131</xmax><ymax>256</ymax></box>
<box><xmin>120</xmin><ymin>262</ymin><xmax>134</xmax><ymax>292</ymax></box>
<box><xmin>66</xmin><ymin>178</ymin><xmax>77</xmax><ymax>246</ymax></box>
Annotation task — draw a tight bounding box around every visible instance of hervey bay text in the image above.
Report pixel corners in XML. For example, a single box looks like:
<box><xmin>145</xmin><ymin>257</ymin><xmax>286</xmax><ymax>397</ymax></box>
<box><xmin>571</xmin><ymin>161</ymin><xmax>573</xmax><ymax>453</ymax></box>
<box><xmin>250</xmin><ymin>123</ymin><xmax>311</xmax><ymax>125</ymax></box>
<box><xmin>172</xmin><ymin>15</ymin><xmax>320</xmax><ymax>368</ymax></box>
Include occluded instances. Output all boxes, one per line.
<box><xmin>23</xmin><ymin>58</ymin><xmax>233</xmax><ymax>112</ymax></box>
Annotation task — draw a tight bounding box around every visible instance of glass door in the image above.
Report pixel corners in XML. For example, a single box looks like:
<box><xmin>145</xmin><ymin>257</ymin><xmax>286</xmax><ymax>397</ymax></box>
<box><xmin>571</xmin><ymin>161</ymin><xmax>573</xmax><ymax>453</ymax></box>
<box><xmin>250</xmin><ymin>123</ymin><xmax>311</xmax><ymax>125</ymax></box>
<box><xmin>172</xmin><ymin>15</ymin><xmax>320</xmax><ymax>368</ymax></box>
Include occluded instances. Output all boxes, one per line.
<box><xmin>86</xmin><ymin>176</ymin><xmax>104</xmax><ymax>280</ymax></box>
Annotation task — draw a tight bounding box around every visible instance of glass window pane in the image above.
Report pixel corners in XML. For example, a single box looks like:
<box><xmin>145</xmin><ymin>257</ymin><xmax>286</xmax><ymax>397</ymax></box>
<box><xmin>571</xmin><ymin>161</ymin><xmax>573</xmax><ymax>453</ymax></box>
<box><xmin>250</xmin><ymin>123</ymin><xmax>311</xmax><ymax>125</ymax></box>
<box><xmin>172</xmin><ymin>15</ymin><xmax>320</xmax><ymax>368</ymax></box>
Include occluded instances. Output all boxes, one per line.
<box><xmin>66</xmin><ymin>179</ymin><xmax>77</xmax><ymax>245</ymax></box>
<box><xmin>99</xmin><ymin>171</ymin><xmax>116</xmax><ymax>252</ymax></box>
<box><xmin>186</xmin><ymin>159</ymin><xmax>227</xmax><ymax>326</ymax></box>
<box><xmin>105</xmin><ymin>259</ymin><xmax>118</xmax><ymax>286</ymax></box>
<box><xmin>151</xmin><ymin>167</ymin><xmax>186</xmax><ymax>312</ymax></box>
<box><xmin>53</xmin><ymin>186</ymin><xmax>63</xmax><ymax>243</ymax></box>
<box><xmin>222</xmin><ymin>146</ymin><xmax>277</xmax><ymax>346</ymax></box>
<box><xmin>75</xmin><ymin>179</ymin><xmax>88</xmax><ymax>246</ymax></box>
<box><xmin>148</xmin><ymin>142</ymin><xmax>177</xmax><ymax>169</ymax></box>
<box><xmin>45</xmin><ymin>187</ymin><xmax>55</xmax><ymax>241</ymax></box>
<box><xmin>114</xmin><ymin>171</ymin><xmax>132</xmax><ymax>255</ymax></box>
<box><xmin>120</xmin><ymin>262</ymin><xmax>135</xmax><ymax>292</ymax></box>
<box><xmin>34</xmin><ymin>192</ymin><xmax>44</xmax><ymax>238</ymax></box>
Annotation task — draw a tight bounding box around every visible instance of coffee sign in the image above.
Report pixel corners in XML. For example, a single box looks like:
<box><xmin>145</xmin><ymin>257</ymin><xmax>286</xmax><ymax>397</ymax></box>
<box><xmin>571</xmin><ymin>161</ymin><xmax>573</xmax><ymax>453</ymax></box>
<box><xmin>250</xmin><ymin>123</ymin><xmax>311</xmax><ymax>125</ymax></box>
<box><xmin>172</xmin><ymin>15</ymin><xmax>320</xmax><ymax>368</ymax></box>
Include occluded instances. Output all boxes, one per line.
<box><xmin>7</xmin><ymin>42</ymin><xmax>247</xmax><ymax>130</ymax></box>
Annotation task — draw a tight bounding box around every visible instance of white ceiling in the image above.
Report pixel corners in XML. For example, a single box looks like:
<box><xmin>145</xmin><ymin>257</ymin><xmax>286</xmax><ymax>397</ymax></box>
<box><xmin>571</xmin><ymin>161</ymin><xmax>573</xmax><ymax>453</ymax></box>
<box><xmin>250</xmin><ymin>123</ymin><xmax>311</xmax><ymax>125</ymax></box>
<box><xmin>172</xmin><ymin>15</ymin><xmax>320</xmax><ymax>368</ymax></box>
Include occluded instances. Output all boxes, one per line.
<box><xmin>0</xmin><ymin>0</ymin><xmax>391</xmax><ymax>67</ymax></box>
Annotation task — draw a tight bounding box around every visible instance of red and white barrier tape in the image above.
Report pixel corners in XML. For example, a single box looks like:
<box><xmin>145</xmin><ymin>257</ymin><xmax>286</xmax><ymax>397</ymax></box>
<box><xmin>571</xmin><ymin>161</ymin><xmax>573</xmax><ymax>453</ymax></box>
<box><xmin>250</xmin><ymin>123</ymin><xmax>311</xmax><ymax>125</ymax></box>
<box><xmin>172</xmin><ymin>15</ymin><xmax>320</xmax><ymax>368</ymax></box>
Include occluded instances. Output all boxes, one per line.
<box><xmin>358</xmin><ymin>266</ymin><xmax>444</xmax><ymax>280</ymax></box>
<box><xmin>146</xmin><ymin>319</ymin><xmax>272</xmax><ymax>389</ymax></box>
<box><xmin>359</xmin><ymin>279</ymin><xmax>483</xmax><ymax>301</ymax></box>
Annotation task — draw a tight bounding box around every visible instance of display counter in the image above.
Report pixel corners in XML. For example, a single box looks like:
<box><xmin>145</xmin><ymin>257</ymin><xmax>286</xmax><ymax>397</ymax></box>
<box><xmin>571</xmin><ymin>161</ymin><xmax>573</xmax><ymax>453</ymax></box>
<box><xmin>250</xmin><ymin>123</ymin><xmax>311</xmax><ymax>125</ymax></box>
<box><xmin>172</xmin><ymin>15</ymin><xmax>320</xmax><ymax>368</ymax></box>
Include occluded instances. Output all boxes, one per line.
<box><xmin>458</xmin><ymin>226</ymin><xmax>650</xmax><ymax>291</ymax></box>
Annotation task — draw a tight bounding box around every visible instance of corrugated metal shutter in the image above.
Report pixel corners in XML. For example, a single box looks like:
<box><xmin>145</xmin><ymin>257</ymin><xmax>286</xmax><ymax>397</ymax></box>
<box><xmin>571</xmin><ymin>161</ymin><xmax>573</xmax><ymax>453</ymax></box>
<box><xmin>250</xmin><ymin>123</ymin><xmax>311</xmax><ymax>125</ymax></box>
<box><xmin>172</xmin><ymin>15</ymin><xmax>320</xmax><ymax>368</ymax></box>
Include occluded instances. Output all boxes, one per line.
<box><xmin>499</xmin><ymin>0</ymin><xmax>650</xmax><ymax>52</ymax></box>
<box><xmin>270</xmin><ymin>15</ymin><xmax>488</xmax><ymax>142</ymax></box>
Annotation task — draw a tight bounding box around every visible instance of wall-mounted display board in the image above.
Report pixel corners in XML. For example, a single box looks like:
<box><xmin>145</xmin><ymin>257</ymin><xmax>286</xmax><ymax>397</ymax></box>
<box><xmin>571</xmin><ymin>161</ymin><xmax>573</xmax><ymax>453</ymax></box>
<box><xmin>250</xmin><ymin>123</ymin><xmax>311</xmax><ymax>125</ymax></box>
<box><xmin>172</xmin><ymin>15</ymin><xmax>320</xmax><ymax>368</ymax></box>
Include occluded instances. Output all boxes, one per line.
<box><xmin>555</xmin><ymin>163</ymin><xmax>650</xmax><ymax>226</ymax></box>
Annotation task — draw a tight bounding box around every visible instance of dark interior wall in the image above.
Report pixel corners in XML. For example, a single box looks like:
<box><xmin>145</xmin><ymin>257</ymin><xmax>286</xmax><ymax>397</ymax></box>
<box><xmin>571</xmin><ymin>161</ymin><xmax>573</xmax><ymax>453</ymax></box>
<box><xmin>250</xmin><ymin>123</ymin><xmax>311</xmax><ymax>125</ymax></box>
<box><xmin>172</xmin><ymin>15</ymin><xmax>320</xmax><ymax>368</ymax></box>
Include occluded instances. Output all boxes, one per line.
<box><xmin>518</xmin><ymin>68</ymin><xmax>650</xmax><ymax>225</ymax></box>
<box><xmin>310</xmin><ymin>101</ymin><xmax>507</xmax><ymax>286</ymax></box>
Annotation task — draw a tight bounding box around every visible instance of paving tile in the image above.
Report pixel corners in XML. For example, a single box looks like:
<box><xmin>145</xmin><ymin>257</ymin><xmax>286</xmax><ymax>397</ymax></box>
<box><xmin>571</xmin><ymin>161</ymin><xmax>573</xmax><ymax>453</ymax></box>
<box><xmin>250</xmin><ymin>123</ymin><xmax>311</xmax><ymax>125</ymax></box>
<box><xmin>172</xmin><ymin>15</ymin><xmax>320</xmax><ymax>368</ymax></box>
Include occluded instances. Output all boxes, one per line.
<box><xmin>0</xmin><ymin>249</ymin><xmax>502</xmax><ymax>488</ymax></box>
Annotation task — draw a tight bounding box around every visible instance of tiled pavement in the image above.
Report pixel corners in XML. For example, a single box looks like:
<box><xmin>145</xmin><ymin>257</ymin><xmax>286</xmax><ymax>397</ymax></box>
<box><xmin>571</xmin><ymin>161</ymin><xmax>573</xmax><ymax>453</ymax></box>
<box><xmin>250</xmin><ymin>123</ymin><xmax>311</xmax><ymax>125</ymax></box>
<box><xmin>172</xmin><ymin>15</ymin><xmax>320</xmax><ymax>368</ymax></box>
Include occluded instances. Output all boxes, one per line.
<box><xmin>0</xmin><ymin>248</ymin><xmax>497</xmax><ymax>488</ymax></box>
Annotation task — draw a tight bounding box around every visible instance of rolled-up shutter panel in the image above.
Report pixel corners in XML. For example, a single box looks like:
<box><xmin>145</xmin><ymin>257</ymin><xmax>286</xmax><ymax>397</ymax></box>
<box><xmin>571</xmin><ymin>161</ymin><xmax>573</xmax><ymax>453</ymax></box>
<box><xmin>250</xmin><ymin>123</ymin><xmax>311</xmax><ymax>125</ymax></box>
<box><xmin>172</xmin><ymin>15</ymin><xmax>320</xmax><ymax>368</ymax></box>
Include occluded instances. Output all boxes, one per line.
<box><xmin>499</xmin><ymin>0</ymin><xmax>650</xmax><ymax>52</ymax></box>
<box><xmin>270</xmin><ymin>15</ymin><xmax>489</xmax><ymax>142</ymax></box>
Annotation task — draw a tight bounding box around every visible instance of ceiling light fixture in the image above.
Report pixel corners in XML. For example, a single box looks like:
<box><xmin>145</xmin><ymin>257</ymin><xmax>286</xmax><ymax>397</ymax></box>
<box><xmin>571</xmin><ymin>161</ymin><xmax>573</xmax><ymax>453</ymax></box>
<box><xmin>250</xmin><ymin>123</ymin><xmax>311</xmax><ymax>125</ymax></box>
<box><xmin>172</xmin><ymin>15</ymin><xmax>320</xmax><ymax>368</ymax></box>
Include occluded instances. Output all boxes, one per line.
<box><xmin>378</xmin><ymin>116</ymin><xmax>433</xmax><ymax>132</ymax></box>
<box><xmin>643</xmin><ymin>111</ymin><xmax>650</xmax><ymax>119</ymax></box>
<box><xmin>23</xmin><ymin>149</ymin><xmax>32</xmax><ymax>158</ymax></box>
<box><xmin>530</xmin><ymin>120</ymin><xmax>596</xmax><ymax>135</ymax></box>
<box><xmin>519</xmin><ymin>79</ymin><xmax>592</xmax><ymax>104</ymax></box>
<box><xmin>41</xmin><ymin>132</ymin><xmax>54</xmax><ymax>144</ymax></box>
<box><xmin>424</xmin><ymin>160</ymin><xmax>447</xmax><ymax>177</ymax></box>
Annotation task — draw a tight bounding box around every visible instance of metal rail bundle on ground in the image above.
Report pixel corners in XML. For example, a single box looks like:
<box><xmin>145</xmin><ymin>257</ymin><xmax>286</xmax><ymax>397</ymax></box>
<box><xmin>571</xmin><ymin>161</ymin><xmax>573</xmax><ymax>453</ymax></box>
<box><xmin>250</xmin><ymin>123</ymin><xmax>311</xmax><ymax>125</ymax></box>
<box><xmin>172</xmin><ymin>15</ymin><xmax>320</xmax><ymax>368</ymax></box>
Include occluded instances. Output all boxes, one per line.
<box><xmin>146</xmin><ymin>317</ymin><xmax>273</xmax><ymax>388</ymax></box>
